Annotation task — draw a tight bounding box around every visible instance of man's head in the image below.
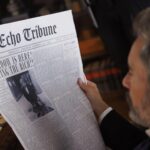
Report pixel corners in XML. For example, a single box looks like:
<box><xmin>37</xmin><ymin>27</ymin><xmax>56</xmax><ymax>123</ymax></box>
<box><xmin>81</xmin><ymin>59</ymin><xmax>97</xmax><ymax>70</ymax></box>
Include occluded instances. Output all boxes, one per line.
<box><xmin>122</xmin><ymin>8</ymin><xmax>150</xmax><ymax>128</ymax></box>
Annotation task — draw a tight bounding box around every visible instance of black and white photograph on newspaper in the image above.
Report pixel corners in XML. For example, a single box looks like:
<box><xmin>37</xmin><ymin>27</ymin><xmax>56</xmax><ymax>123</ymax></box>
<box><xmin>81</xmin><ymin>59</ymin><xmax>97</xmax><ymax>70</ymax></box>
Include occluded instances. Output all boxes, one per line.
<box><xmin>6</xmin><ymin>70</ymin><xmax>54</xmax><ymax>121</ymax></box>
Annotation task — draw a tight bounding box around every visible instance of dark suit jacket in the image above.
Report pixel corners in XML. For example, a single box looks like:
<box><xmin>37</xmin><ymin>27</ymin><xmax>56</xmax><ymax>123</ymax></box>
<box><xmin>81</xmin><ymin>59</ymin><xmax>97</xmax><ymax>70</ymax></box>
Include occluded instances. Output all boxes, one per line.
<box><xmin>100</xmin><ymin>110</ymin><xmax>150</xmax><ymax>150</ymax></box>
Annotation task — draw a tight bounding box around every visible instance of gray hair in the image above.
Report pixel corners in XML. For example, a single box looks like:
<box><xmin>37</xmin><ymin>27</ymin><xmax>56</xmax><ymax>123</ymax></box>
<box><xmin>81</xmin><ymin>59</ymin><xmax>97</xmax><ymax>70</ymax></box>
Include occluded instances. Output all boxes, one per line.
<box><xmin>133</xmin><ymin>8</ymin><xmax>150</xmax><ymax>74</ymax></box>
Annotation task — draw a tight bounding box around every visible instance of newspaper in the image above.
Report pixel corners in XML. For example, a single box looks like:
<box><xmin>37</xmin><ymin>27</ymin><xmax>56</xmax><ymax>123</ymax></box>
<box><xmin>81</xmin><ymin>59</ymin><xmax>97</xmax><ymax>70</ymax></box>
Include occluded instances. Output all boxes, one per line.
<box><xmin>0</xmin><ymin>11</ymin><xmax>105</xmax><ymax>150</ymax></box>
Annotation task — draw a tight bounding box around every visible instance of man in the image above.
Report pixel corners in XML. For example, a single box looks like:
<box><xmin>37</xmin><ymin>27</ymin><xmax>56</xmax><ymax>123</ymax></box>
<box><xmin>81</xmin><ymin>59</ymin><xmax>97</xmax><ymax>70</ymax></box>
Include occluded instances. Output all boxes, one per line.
<box><xmin>78</xmin><ymin>8</ymin><xmax>150</xmax><ymax>150</ymax></box>
<box><xmin>19</xmin><ymin>71</ymin><xmax>53</xmax><ymax>118</ymax></box>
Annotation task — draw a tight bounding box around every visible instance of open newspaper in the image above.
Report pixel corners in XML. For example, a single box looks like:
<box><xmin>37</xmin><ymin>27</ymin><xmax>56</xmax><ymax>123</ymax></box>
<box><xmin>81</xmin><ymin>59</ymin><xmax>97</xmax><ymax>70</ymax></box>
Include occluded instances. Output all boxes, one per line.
<box><xmin>0</xmin><ymin>11</ymin><xmax>105</xmax><ymax>150</ymax></box>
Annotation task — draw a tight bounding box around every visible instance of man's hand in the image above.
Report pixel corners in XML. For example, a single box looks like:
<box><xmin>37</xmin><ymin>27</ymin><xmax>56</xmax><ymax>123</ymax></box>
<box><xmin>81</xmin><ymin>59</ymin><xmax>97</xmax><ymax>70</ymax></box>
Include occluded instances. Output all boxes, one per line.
<box><xmin>78</xmin><ymin>78</ymin><xmax>109</xmax><ymax>118</ymax></box>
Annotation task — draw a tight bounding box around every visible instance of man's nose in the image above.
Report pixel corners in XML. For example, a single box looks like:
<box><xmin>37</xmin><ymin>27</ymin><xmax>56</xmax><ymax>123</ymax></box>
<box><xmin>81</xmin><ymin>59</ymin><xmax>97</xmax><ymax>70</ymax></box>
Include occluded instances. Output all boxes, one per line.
<box><xmin>122</xmin><ymin>74</ymin><xmax>130</xmax><ymax>89</ymax></box>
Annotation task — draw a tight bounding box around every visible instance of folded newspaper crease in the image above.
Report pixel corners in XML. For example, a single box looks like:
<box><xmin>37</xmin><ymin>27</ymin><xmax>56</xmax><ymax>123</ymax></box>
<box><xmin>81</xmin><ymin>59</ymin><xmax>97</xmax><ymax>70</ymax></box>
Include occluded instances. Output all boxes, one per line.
<box><xmin>0</xmin><ymin>10</ymin><xmax>105</xmax><ymax>150</ymax></box>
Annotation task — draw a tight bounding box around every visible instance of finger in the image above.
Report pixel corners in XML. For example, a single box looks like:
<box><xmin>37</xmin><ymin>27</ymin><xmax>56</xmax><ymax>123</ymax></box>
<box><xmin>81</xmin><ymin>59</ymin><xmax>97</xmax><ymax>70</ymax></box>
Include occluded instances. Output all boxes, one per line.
<box><xmin>86</xmin><ymin>80</ymin><xmax>96</xmax><ymax>87</ymax></box>
<box><xmin>77</xmin><ymin>78</ymin><xmax>88</xmax><ymax>91</ymax></box>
